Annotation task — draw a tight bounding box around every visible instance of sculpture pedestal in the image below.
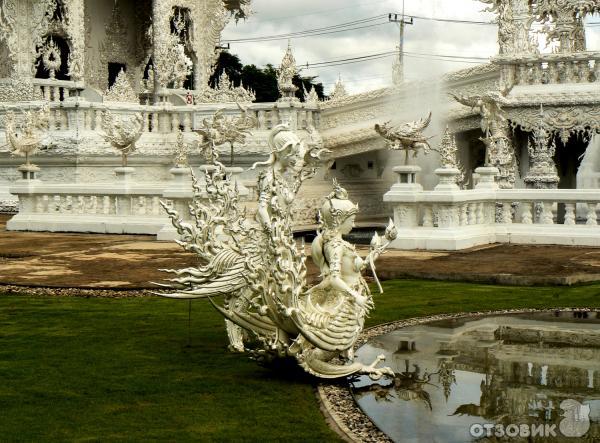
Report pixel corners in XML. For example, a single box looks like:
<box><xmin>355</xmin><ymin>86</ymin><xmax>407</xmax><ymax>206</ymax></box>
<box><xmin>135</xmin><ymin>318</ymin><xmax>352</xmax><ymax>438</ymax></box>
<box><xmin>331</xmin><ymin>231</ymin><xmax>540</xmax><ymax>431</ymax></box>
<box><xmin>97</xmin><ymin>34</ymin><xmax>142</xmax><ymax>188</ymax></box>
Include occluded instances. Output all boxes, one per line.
<box><xmin>434</xmin><ymin>168</ymin><xmax>461</xmax><ymax>191</ymax></box>
<box><xmin>390</xmin><ymin>165</ymin><xmax>422</xmax><ymax>192</ymax></box>
<box><xmin>18</xmin><ymin>164</ymin><xmax>40</xmax><ymax>181</ymax></box>
<box><xmin>169</xmin><ymin>167</ymin><xmax>192</xmax><ymax>186</ymax></box>
<box><xmin>114</xmin><ymin>167</ymin><xmax>135</xmax><ymax>184</ymax></box>
<box><xmin>474</xmin><ymin>167</ymin><xmax>499</xmax><ymax>190</ymax></box>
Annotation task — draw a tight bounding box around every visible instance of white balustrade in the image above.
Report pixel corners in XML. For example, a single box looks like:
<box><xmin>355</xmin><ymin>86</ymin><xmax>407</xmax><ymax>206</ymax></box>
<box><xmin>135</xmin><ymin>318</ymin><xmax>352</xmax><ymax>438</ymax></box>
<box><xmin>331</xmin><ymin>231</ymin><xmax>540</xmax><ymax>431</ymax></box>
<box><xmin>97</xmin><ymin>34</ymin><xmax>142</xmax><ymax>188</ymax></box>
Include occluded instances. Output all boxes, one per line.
<box><xmin>32</xmin><ymin>79</ymin><xmax>81</xmax><ymax>102</ymax></box>
<box><xmin>496</xmin><ymin>52</ymin><xmax>600</xmax><ymax>86</ymax></box>
<box><xmin>385</xmin><ymin>172</ymin><xmax>600</xmax><ymax>250</ymax></box>
<box><xmin>7</xmin><ymin>181</ymin><xmax>169</xmax><ymax>235</ymax></box>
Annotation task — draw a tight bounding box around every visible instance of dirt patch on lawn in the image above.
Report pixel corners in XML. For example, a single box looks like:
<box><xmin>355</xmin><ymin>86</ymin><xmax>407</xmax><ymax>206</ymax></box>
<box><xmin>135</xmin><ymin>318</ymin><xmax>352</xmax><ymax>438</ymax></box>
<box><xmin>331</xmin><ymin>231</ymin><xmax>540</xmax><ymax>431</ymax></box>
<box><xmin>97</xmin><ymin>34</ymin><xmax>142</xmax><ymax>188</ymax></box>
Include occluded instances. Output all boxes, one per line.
<box><xmin>2</xmin><ymin>214</ymin><xmax>600</xmax><ymax>288</ymax></box>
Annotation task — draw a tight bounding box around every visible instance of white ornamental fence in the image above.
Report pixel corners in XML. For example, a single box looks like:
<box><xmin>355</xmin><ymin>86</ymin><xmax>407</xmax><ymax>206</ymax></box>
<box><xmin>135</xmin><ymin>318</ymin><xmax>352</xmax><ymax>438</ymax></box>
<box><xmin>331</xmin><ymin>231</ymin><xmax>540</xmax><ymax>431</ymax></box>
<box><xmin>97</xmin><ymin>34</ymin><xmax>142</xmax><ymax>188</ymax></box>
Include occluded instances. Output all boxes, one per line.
<box><xmin>385</xmin><ymin>166</ymin><xmax>600</xmax><ymax>250</ymax></box>
<box><xmin>6</xmin><ymin>167</ymin><xmax>249</xmax><ymax>240</ymax></box>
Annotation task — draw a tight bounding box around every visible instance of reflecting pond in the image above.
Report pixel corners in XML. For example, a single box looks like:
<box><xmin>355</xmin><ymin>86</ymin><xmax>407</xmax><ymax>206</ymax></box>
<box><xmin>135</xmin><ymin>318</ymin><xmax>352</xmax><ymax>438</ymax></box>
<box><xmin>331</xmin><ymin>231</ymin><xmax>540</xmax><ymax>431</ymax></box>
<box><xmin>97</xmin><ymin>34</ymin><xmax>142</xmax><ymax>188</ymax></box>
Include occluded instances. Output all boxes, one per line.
<box><xmin>352</xmin><ymin>311</ymin><xmax>600</xmax><ymax>442</ymax></box>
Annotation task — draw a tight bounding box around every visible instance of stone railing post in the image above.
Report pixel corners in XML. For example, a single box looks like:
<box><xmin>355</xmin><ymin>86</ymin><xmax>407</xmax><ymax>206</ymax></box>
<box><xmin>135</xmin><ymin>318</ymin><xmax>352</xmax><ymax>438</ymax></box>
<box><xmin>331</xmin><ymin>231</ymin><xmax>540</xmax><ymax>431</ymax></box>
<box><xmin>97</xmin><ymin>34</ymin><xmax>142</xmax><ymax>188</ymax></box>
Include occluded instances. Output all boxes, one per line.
<box><xmin>474</xmin><ymin>167</ymin><xmax>499</xmax><ymax>190</ymax></box>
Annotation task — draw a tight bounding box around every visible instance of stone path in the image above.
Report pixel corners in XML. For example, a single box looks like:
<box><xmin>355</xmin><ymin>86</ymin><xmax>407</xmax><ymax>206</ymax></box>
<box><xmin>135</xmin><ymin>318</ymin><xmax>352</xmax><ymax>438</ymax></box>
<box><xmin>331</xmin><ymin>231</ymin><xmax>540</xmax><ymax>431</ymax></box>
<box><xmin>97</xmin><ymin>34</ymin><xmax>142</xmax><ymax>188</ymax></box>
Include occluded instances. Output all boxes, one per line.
<box><xmin>2</xmin><ymin>215</ymin><xmax>600</xmax><ymax>288</ymax></box>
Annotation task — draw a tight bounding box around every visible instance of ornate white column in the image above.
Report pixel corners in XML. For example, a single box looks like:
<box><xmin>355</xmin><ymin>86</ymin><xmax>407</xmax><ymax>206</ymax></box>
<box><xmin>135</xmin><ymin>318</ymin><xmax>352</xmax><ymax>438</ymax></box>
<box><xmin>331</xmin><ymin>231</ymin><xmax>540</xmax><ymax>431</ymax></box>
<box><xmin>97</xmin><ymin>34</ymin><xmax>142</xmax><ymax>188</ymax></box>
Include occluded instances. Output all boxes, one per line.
<box><xmin>510</xmin><ymin>0</ymin><xmax>535</xmax><ymax>54</ymax></box>
<box><xmin>151</xmin><ymin>0</ymin><xmax>172</xmax><ymax>98</ymax></box>
<box><xmin>64</xmin><ymin>0</ymin><xmax>85</xmax><ymax>82</ymax></box>
<box><xmin>0</xmin><ymin>0</ymin><xmax>54</xmax><ymax>78</ymax></box>
<box><xmin>193</xmin><ymin>1</ymin><xmax>230</xmax><ymax>90</ymax></box>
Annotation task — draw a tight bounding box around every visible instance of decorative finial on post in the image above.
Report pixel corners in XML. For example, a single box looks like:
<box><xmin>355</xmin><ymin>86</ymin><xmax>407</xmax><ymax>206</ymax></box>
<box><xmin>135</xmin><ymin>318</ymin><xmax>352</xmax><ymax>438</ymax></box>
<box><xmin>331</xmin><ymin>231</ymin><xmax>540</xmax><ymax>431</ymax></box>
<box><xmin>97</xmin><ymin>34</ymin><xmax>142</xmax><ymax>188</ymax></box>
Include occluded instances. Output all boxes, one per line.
<box><xmin>434</xmin><ymin>126</ymin><xmax>466</xmax><ymax>190</ymax></box>
<box><xmin>329</xmin><ymin>74</ymin><xmax>348</xmax><ymax>101</ymax></box>
<box><xmin>277</xmin><ymin>40</ymin><xmax>299</xmax><ymax>102</ymax></box>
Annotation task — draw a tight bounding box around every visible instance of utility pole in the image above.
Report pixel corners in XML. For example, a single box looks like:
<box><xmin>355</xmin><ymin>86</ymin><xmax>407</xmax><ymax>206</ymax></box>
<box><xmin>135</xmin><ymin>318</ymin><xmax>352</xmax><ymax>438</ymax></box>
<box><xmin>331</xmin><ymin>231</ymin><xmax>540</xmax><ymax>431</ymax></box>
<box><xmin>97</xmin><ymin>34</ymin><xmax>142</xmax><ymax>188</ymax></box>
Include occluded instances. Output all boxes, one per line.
<box><xmin>389</xmin><ymin>0</ymin><xmax>413</xmax><ymax>84</ymax></box>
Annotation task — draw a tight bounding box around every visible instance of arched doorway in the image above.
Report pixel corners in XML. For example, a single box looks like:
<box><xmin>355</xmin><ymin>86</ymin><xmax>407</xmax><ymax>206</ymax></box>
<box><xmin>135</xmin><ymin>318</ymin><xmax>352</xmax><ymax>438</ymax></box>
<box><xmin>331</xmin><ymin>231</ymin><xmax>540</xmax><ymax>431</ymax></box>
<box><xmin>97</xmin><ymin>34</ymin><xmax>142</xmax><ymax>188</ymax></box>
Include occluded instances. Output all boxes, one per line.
<box><xmin>554</xmin><ymin>133</ymin><xmax>589</xmax><ymax>189</ymax></box>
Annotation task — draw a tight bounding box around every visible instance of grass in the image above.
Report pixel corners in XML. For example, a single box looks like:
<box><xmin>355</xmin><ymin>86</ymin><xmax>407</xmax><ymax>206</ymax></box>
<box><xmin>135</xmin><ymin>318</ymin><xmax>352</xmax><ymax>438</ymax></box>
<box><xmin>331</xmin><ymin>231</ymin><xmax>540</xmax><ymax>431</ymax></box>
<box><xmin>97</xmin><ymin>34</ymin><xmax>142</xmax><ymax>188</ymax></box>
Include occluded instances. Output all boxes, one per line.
<box><xmin>1</xmin><ymin>279</ymin><xmax>599</xmax><ymax>441</ymax></box>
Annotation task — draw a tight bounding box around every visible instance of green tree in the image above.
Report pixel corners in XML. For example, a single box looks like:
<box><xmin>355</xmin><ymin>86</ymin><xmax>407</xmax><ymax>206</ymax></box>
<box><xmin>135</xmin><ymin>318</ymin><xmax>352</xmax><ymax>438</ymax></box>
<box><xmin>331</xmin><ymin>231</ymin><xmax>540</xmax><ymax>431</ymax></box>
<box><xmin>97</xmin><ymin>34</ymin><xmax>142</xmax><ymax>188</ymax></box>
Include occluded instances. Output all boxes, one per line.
<box><xmin>209</xmin><ymin>52</ymin><xmax>326</xmax><ymax>103</ymax></box>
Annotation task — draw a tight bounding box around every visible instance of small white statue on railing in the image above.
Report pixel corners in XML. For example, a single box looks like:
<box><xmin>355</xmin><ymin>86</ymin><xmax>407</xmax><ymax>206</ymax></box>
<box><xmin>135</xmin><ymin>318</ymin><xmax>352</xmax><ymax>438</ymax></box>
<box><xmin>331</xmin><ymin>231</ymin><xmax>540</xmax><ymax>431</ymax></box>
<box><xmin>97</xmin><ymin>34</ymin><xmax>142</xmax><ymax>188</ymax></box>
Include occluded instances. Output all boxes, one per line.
<box><xmin>4</xmin><ymin>105</ymin><xmax>50</xmax><ymax>169</ymax></box>
<box><xmin>194</xmin><ymin>105</ymin><xmax>256</xmax><ymax>166</ymax></box>
<box><xmin>434</xmin><ymin>126</ymin><xmax>467</xmax><ymax>187</ymax></box>
<box><xmin>101</xmin><ymin>111</ymin><xmax>144</xmax><ymax>167</ymax></box>
<box><xmin>156</xmin><ymin>119</ymin><xmax>396</xmax><ymax>380</ymax></box>
<box><xmin>374</xmin><ymin>112</ymin><xmax>433</xmax><ymax>164</ymax></box>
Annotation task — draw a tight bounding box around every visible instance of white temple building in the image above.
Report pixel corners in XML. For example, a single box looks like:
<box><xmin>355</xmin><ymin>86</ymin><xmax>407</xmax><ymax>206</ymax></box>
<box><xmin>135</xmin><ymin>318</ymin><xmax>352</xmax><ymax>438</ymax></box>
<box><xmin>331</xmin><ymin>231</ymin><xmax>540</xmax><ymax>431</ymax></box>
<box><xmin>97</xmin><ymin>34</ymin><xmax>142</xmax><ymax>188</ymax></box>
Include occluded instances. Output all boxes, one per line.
<box><xmin>2</xmin><ymin>0</ymin><xmax>600</xmax><ymax>249</ymax></box>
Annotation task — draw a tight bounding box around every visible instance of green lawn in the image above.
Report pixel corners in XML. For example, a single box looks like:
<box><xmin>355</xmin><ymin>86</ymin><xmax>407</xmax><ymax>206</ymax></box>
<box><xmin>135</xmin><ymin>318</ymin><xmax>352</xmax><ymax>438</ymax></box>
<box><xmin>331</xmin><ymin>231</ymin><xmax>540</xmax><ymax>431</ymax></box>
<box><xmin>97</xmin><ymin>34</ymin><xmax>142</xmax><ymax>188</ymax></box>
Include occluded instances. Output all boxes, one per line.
<box><xmin>1</xmin><ymin>280</ymin><xmax>599</xmax><ymax>442</ymax></box>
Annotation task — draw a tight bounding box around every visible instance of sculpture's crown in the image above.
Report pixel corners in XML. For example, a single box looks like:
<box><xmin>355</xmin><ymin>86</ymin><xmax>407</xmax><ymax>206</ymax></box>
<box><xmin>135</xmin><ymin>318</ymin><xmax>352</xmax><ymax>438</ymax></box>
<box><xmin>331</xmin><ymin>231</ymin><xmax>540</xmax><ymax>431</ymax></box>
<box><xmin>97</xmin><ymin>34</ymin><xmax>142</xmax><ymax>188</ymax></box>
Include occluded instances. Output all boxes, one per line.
<box><xmin>321</xmin><ymin>179</ymin><xmax>359</xmax><ymax>227</ymax></box>
<box><xmin>268</xmin><ymin>124</ymin><xmax>300</xmax><ymax>154</ymax></box>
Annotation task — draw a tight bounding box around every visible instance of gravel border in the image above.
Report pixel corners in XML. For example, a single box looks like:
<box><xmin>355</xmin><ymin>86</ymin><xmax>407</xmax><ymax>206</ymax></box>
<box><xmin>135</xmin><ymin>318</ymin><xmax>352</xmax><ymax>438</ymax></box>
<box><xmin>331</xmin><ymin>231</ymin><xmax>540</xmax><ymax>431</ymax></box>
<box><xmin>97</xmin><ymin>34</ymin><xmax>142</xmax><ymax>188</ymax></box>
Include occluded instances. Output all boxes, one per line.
<box><xmin>316</xmin><ymin>307</ymin><xmax>598</xmax><ymax>443</ymax></box>
<box><xmin>0</xmin><ymin>284</ymin><xmax>159</xmax><ymax>298</ymax></box>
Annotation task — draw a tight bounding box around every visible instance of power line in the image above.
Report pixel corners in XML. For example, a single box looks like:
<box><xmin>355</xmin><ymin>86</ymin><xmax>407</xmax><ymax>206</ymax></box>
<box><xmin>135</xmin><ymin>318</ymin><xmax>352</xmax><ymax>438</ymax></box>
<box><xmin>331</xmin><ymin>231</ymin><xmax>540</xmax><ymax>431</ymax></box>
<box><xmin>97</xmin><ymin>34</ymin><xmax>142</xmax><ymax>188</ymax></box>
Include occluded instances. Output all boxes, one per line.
<box><xmin>222</xmin><ymin>15</ymin><xmax>387</xmax><ymax>43</ymax></box>
<box><xmin>222</xmin><ymin>12</ymin><xmax>501</xmax><ymax>43</ymax></box>
<box><xmin>304</xmin><ymin>50</ymin><xmax>397</xmax><ymax>68</ymax></box>
<box><xmin>301</xmin><ymin>49</ymin><xmax>490</xmax><ymax>70</ymax></box>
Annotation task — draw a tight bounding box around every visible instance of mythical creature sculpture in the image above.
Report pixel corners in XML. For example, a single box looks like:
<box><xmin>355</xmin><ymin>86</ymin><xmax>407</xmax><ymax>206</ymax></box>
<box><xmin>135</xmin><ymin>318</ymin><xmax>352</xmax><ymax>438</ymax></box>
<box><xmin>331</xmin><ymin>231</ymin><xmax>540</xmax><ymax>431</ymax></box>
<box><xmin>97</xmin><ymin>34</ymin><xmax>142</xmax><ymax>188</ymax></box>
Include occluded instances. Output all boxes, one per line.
<box><xmin>374</xmin><ymin>112</ymin><xmax>433</xmax><ymax>164</ymax></box>
<box><xmin>451</xmin><ymin>88</ymin><xmax>517</xmax><ymax>188</ymax></box>
<box><xmin>194</xmin><ymin>105</ymin><xmax>256</xmax><ymax>165</ymax></box>
<box><xmin>4</xmin><ymin>105</ymin><xmax>50</xmax><ymax>167</ymax></box>
<box><xmin>450</xmin><ymin>90</ymin><xmax>510</xmax><ymax>140</ymax></box>
<box><xmin>157</xmin><ymin>121</ymin><xmax>397</xmax><ymax>380</ymax></box>
<box><xmin>101</xmin><ymin>111</ymin><xmax>144</xmax><ymax>167</ymax></box>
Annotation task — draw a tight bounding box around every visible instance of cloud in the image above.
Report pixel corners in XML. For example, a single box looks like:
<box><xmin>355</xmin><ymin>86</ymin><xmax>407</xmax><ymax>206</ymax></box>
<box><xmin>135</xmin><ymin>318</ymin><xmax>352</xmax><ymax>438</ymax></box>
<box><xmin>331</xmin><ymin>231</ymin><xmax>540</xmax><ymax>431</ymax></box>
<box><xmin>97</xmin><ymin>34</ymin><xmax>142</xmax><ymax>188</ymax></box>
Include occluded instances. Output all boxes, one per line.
<box><xmin>222</xmin><ymin>1</ymin><xmax>600</xmax><ymax>94</ymax></box>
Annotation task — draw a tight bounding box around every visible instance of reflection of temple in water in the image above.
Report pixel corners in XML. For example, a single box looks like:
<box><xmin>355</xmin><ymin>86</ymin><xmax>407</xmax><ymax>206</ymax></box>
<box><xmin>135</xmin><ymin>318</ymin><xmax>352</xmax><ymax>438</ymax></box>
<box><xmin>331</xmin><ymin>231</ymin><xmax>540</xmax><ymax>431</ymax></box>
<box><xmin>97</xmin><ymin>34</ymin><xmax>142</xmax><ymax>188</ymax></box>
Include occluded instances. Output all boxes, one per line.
<box><xmin>356</xmin><ymin>312</ymin><xmax>600</xmax><ymax>442</ymax></box>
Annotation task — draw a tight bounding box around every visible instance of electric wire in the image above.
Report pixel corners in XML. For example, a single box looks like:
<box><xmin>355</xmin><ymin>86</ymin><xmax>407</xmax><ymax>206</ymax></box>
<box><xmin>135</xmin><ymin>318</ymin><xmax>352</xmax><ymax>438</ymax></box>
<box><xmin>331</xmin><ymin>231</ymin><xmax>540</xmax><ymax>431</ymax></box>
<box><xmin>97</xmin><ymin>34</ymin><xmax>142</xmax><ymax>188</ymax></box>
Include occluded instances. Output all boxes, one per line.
<box><xmin>222</xmin><ymin>13</ymin><xmax>501</xmax><ymax>43</ymax></box>
<box><xmin>222</xmin><ymin>14</ymin><xmax>388</xmax><ymax>42</ymax></box>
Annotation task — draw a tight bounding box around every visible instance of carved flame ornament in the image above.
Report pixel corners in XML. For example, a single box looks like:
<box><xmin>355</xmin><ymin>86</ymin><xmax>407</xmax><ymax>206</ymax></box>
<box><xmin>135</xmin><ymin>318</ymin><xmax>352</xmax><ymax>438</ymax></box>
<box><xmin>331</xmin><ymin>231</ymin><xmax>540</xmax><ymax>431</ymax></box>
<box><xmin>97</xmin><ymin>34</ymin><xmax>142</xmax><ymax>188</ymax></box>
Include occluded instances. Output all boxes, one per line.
<box><xmin>156</xmin><ymin>117</ymin><xmax>397</xmax><ymax>380</ymax></box>
<box><xmin>4</xmin><ymin>105</ymin><xmax>50</xmax><ymax>167</ymax></box>
<box><xmin>101</xmin><ymin>111</ymin><xmax>144</xmax><ymax>167</ymax></box>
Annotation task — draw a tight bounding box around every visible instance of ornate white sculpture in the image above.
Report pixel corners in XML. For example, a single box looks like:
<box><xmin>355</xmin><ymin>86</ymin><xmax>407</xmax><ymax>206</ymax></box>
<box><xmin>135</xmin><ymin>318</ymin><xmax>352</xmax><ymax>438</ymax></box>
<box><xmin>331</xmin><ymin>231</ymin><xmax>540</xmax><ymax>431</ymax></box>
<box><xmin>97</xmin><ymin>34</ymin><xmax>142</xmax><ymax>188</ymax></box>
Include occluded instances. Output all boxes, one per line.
<box><xmin>173</xmin><ymin>130</ymin><xmax>189</xmax><ymax>168</ymax></box>
<box><xmin>39</xmin><ymin>37</ymin><xmax>62</xmax><ymax>80</ymax></box>
<box><xmin>195</xmin><ymin>71</ymin><xmax>255</xmax><ymax>103</ymax></box>
<box><xmin>194</xmin><ymin>106</ymin><xmax>256</xmax><ymax>165</ymax></box>
<box><xmin>104</xmin><ymin>69</ymin><xmax>138</xmax><ymax>103</ymax></box>
<box><xmin>436</xmin><ymin>126</ymin><xmax>466</xmax><ymax>186</ymax></box>
<box><xmin>451</xmin><ymin>89</ymin><xmax>517</xmax><ymax>188</ymax></box>
<box><xmin>101</xmin><ymin>111</ymin><xmax>144</xmax><ymax>167</ymax></box>
<box><xmin>303</xmin><ymin>84</ymin><xmax>320</xmax><ymax>106</ymax></box>
<box><xmin>277</xmin><ymin>41</ymin><xmax>298</xmax><ymax>101</ymax></box>
<box><xmin>374</xmin><ymin>113</ymin><xmax>433</xmax><ymax>164</ymax></box>
<box><xmin>329</xmin><ymin>75</ymin><xmax>349</xmax><ymax>102</ymax></box>
<box><xmin>4</xmin><ymin>105</ymin><xmax>50</xmax><ymax>167</ymax></box>
<box><xmin>172</xmin><ymin>44</ymin><xmax>193</xmax><ymax>89</ymax></box>
<box><xmin>157</xmin><ymin>119</ymin><xmax>397</xmax><ymax>380</ymax></box>
<box><xmin>525</xmin><ymin>106</ymin><xmax>559</xmax><ymax>189</ymax></box>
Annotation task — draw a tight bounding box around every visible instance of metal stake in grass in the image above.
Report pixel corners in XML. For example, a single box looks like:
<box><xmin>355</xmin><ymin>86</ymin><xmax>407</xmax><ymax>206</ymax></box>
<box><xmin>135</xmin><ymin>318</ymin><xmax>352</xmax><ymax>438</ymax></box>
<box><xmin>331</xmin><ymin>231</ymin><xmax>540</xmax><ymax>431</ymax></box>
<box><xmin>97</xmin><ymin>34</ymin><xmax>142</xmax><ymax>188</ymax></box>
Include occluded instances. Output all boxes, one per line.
<box><xmin>187</xmin><ymin>300</ymin><xmax>192</xmax><ymax>348</ymax></box>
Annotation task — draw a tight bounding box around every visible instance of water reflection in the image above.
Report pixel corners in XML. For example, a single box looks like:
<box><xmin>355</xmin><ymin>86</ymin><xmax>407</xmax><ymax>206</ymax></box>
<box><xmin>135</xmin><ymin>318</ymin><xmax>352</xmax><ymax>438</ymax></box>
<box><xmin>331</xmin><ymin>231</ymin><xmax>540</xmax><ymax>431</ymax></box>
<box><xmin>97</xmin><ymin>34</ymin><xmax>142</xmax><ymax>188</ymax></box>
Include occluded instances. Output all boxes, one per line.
<box><xmin>351</xmin><ymin>311</ymin><xmax>600</xmax><ymax>442</ymax></box>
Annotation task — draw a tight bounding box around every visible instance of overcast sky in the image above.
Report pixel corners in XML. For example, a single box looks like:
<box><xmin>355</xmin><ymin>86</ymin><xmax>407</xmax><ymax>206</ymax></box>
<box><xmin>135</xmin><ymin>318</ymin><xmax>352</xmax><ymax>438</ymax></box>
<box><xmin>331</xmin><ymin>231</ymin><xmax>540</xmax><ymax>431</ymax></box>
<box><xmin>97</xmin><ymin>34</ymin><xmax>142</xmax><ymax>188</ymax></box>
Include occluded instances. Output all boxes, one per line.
<box><xmin>222</xmin><ymin>0</ymin><xmax>600</xmax><ymax>95</ymax></box>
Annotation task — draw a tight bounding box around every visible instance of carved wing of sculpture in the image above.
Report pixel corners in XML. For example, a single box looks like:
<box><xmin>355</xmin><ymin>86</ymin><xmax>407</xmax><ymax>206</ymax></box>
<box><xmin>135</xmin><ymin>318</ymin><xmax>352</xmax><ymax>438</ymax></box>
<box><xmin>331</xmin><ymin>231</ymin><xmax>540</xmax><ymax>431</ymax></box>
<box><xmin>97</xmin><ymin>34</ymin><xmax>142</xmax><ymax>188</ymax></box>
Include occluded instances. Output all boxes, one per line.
<box><xmin>449</xmin><ymin>92</ymin><xmax>481</xmax><ymax>109</ymax></box>
<box><xmin>389</xmin><ymin>112</ymin><xmax>432</xmax><ymax>139</ymax></box>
